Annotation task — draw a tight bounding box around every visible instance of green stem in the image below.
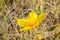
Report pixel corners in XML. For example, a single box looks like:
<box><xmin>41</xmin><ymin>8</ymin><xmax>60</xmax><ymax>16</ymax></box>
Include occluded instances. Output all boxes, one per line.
<box><xmin>25</xmin><ymin>31</ymin><xmax>29</xmax><ymax>40</ymax></box>
<box><xmin>40</xmin><ymin>0</ymin><xmax>43</xmax><ymax>14</ymax></box>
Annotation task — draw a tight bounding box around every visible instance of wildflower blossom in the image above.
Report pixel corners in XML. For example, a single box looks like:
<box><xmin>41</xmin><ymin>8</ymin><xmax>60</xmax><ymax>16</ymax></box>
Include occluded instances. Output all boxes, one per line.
<box><xmin>38</xmin><ymin>36</ymin><xmax>43</xmax><ymax>40</ymax></box>
<box><xmin>14</xmin><ymin>11</ymin><xmax>46</xmax><ymax>32</ymax></box>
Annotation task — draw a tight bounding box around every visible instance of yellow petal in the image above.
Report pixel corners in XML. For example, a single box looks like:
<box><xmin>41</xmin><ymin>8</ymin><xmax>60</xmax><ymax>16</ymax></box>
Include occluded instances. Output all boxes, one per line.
<box><xmin>27</xmin><ymin>12</ymin><xmax>37</xmax><ymax>26</ymax></box>
<box><xmin>20</xmin><ymin>27</ymin><xmax>32</xmax><ymax>32</ymax></box>
<box><xmin>38</xmin><ymin>36</ymin><xmax>43</xmax><ymax>40</ymax></box>
<box><xmin>27</xmin><ymin>11</ymin><xmax>37</xmax><ymax>20</ymax></box>
<box><xmin>37</xmin><ymin>13</ymin><xmax>46</xmax><ymax>24</ymax></box>
<box><xmin>14</xmin><ymin>16</ymin><xmax>28</xmax><ymax>27</ymax></box>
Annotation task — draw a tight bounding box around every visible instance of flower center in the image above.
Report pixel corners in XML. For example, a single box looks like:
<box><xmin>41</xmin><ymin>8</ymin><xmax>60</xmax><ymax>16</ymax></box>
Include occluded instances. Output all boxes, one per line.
<box><xmin>28</xmin><ymin>20</ymin><xmax>38</xmax><ymax>27</ymax></box>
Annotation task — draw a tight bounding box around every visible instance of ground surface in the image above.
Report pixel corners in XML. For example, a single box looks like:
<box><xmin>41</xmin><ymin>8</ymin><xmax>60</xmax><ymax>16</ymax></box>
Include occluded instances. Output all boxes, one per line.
<box><xmin>0</xmin><ymin>0</ymin><xmax>60</xmax><ymax>40</ymax></box>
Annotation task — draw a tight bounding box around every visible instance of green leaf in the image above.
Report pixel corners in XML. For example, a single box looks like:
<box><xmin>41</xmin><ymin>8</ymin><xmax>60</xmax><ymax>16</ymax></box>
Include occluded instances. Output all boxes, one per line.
<box><xmin>53</xmin><ymin>32</ymin><xmax>60</xmax><ymax>40</ymax></box>
<box><xmin>47</xmin><ymin>27</ymin><xmax>56</xmax><ymax>32</ymax></box>
<box><xmin>47</xmin><ymin>25</ymin><xmax>57</xmax><ymax>32</ymax></box>
<box><xmin>0</xmin><ymin>0</ymin><xmax>5</xmax><ymax>10</ymax></box>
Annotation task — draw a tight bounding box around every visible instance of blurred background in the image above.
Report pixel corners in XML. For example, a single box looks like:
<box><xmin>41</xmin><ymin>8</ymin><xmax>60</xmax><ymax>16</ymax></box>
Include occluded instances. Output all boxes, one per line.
<box><xmin>0</xmin><ymin>0</ymin><xmax>60</xmax><ymax>40</ymax></box>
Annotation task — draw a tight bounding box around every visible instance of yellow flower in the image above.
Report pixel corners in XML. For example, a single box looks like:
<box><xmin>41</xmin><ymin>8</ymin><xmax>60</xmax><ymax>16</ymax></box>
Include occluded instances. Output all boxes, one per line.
<box><xmin>14</xmin><ymin>11</ymin><xmax>46</xmax><ymax>32</ymax></box>
<box><xmin>38</xmin><ymin>36</ymin><xmax>43</xmax><ymax>40</ymax></box>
